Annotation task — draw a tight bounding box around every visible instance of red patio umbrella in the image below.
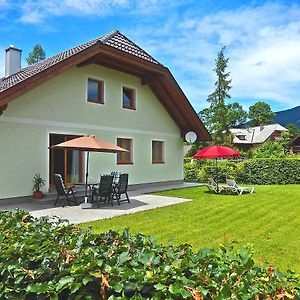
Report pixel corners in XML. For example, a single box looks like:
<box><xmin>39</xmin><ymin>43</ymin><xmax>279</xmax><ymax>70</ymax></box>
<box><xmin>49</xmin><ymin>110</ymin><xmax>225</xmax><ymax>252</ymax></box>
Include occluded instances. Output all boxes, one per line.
<box><xmin>193</xmin><ymin>146</ymin><xmax>240</xmax><ymax>192</ymax></box>
<box><xmin>51</xmin><ymin>135</ymin><xmax>127</xmax><ymax>208</ymax></box>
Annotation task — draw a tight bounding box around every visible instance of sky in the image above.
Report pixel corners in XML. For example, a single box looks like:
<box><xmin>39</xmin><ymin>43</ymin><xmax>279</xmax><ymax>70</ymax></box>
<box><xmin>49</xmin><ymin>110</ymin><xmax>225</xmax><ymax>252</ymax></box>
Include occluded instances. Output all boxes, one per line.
<box><xmin>0</xmin><ymin>0</ymin><xmax>300</xmax><ymax>113</ymax></box>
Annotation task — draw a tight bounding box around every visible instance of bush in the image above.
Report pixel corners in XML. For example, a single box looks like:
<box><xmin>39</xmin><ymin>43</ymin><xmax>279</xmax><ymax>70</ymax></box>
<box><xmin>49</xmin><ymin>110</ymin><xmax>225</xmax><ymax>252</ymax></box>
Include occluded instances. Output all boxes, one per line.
<box><xmin>184</xmin><ymin>162</ymin><xmax>200</xmax><ymax>182</ymax></box>
<box><xmin>253</xmin><ymin>141</ymin><xmax>285</xmax><ymax>159</ymax></box>
<box><xmin>239</xmin><ymin>158</ymin><xmax>300</xmax><ymax>184</ymax></box>
<box><xmin>184</xmin><ymin>157</ymin><xmax>300</xmax><ymax>184</ymax></box>
<box><xmin>0</xmin><ymin>210</ymin><xmax>299</xmax><ymax>299</ymax></box>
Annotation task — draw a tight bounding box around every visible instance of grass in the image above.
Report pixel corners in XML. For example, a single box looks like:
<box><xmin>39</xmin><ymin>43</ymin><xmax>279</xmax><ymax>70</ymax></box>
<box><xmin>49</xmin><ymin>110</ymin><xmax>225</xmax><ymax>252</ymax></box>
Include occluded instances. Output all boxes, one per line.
<box><xmin>82</xmin><ymin>185</ymin><xmax>300</xmax><ymax>273</ymax></box>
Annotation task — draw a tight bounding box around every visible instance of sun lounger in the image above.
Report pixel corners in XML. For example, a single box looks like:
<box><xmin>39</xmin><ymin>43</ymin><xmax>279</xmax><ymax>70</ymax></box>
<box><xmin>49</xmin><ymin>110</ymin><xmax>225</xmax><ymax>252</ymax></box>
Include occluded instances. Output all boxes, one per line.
<box><xmin>223</xmin><ymin>179</ymin><xmax>254</xmax><ymax>195</ymax></box>
<box><xmin>206</xmin><ymin>178</ymin><xmax>224</xmax><ymax>194</ymax></box>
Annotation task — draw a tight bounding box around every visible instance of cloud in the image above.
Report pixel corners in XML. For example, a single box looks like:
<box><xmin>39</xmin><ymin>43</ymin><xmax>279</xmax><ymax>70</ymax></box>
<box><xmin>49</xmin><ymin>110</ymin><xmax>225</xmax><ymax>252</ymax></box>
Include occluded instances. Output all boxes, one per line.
<box><xmin>16</xmin><ymin>0</ymin><xmax>185</xmax><ymax>24</ymax></box>
<box><xmin>132</xmin><ymin>2</ymin><xmax>300</xmax><ymax>110</ymax></box>
<box><xmin>1</xmin><ymin>0</ymin><xmax>299</xmax><ymax>111</ymax></box>
<box><xmin>0</xmin><ymin>0</ymin><xmax>9</xmax><ymax>9</ymax></box>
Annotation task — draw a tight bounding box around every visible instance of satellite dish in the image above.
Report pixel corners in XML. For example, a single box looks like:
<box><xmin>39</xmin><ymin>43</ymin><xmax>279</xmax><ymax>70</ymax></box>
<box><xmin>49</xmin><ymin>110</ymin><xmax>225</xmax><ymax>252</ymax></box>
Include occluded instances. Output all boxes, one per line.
<box><xmin>185</xmin><ymin>131</ymin><xmax>197</xmax><ymax>143</ymax></box>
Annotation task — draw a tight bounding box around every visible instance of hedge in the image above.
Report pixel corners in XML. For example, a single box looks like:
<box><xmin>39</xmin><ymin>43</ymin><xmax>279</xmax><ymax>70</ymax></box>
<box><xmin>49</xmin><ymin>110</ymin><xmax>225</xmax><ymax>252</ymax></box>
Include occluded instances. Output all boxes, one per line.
<box><xmin>184</xmin><ymin>157</ymin><xmax>300</xmax><ymax>185</ymax></box>
<box><xmin>240</xmin><ymin>158</ymin><xmax>300</xmax><ymax>184</ymax></box>
<box><xmin>0</xmin><ymin>210</ymin><xmax>299</xmax><ymax>299</ymax></box>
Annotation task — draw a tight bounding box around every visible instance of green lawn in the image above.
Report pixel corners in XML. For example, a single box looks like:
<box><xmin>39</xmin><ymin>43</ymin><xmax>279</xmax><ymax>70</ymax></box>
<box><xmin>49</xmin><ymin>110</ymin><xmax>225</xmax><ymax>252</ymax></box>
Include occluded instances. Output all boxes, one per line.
<box><xmin>83</xmin><ymin>185</ymin><xmax>300</xmax><ymax>273</ymax></box>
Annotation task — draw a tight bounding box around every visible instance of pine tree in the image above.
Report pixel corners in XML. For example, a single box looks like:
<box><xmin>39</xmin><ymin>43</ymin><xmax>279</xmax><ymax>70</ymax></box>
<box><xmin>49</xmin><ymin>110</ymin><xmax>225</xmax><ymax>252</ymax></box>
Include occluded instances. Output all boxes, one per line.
<box><xmin>206</xmin><ymin>46</ymin><xmax>232</xmax><ymax>143</ymax></box>
<box><xmin>26</xmin><ymin>44</ymin><xmax>46</xmax><ymax>65</ymax></box>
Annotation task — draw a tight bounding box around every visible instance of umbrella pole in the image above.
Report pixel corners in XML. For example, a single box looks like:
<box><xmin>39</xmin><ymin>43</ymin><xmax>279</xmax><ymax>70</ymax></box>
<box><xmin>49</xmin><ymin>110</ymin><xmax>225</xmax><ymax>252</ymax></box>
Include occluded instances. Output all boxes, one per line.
<box><xmin>216</xmin><ymin>158</ymin><xmax>219</xmax><ymax>193</ymax></box>
<box><xmin>80</xmin><ymin>151</ymin><xmax>92</xmax><ymax>209</ymax></box>
<box><xmin>84</xmin><ymin>151</ymin><xmax>89</xmax><ymax>203</ymax></box>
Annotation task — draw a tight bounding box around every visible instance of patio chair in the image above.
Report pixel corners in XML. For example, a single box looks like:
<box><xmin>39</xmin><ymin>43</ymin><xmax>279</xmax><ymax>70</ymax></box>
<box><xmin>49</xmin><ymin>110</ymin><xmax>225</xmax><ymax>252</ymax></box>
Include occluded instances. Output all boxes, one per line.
<box><xmin>112</xmin><ymin>173</ymin><xmax>130</xmax><ymax>205</ymax></box>
<box><xmin>54</xmin><ymin>174</ymin><xmax>78</xmax><ymax>207</ymax></box>
<box><xmin>206</xmin><ymin>178</ymin><xmax>223</xmax><ymax>194</ymax></box>
<box><xmin>91</xmin><ymin>175</ymin><xmax>114</xmax><ymax>207</ymax></box>
<box><xmin>224</xmin><ymin>179</ymin><xmax>255</xmax><ymax>195</ymax></box>
<box><xmin>111</xmin><ymin>171</ymin><xmax>121</xmax><ymax>186</ymax></box>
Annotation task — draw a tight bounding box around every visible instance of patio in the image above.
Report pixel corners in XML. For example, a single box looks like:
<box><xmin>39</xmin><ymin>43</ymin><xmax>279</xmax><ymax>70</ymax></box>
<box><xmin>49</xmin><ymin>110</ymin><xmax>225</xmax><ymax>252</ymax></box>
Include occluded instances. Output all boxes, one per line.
<box><xmin>0</xmin><ymin>182</ymin><xmax>199</xmax><ymax>224</ymax></box>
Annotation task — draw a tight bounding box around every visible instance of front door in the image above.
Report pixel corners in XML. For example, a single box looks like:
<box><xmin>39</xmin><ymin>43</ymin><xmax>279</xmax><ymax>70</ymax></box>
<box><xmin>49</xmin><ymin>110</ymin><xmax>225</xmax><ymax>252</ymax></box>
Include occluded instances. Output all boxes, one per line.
<box><xmin>49</xmin><ymin>134</ymin><xmax>83</xmax><ymax>187</ymax></box>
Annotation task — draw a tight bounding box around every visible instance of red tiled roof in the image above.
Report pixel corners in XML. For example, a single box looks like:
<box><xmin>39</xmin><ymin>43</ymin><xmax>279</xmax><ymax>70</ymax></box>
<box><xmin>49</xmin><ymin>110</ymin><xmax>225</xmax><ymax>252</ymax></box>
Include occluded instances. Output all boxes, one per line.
<box><xmin>0</xmin><ymin>30</ymin><xmax>160</xmax><ymax>93</ymax></box>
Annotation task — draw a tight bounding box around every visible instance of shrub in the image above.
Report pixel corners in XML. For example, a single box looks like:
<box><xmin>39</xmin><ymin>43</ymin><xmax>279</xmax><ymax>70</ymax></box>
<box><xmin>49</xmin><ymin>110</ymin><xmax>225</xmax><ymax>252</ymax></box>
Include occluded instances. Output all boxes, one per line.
<box><xmin>0</xmin><ymin>210</ymin><xmax>299</xmax><ymax>299</ymax></box>
<box><xmin>184</xmin><ymin>157</ymin><xmax>300</xmax><ymax>184</ymax></box>
<box><xmin>240</xmin><ymin>158</ymin><xmax>300</xmax><ymax>184</ymax></box>
<box><xmin>183</xmin><ymin>162</ymin><xmax>200</xmax><ymax>182</ymax></box>
<box><xmin>253</xmin><ymin>141</ymin><xmax>285</xmax><ymax>159</ymax></box>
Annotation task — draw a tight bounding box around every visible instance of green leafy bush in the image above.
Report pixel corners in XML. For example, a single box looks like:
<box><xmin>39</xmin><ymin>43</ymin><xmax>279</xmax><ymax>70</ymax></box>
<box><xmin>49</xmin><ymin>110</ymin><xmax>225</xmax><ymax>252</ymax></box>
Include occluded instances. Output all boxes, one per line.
<box><xmin>184</xmin><ymin>162</ymin><xmax>200</xmax><ymax>182</ymax></box>
<box><xmin>239</xmin><ymin>158</ymin><xmax>300</xmax><ymax>184</ymax></box>
<box><xmin>253</xmin><ymin>141</ymin><xmax>285</xmax><ymax>159</ymax></box>
<box><xmin>1</xmin><ymin>210</ymin><xmax>299</xmax><ymax>299</ymax></box>
<box><xmin>185</xmin><ymin>157</ymin><xmax>300</xmax><ymax>184</ymax></box>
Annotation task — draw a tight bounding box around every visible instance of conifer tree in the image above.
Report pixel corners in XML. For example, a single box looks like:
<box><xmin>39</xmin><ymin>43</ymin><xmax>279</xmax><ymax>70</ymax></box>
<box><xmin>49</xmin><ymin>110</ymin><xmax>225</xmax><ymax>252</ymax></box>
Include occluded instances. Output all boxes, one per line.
<box><xmin>205</xmin><ymin>46</ymin><xmax>232</xmax><ymax>143</ymax></box>
<box><xmin>26</xmin><ymin>44</ymin><xmax>46</xmax><ymax>65</ymax></box>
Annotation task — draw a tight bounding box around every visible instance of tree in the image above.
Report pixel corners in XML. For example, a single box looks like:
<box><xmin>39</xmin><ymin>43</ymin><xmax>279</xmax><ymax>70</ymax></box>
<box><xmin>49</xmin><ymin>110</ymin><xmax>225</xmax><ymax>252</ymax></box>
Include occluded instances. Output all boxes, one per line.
<box><xmin>226</xmin><ymin>102</ymin><xmax>247</xmax><ymax>128</ymax></box>
<box><xmin>248</xmin><ymin>101</ymin><xmax>275</xmax><ymax>126</ymax></box>
<box><xmin>198</xmin><ymin>108</ymin><xmax>214</xmax><ymax>133</ymax></box>
<box><xmin>277</xmin><ymin>131</ymin><xmax>292</xmax><ymax>154</ymax></box>
<box><xmin>26</xmin><ymin>44</ymin><xmax>46</xmax><ymax>65</ymax></box>
<box><xmin>286</xmin><ymin>124</ymin><xmax>300</xmax><ymax>138</ymax></box>
<box><xmin>199</xmin><ymin>102</ymin><xmax>247</xmax><ymax>133</ymax></box>
<box><xmin>203</xmin><ymin>46</ymin><xmax>232</xmax><ymax>144</ymax></box>
<box><xmin>253</xmin><ymin>141</ymin><xmax>285</xmax><ymax>158</ymax></box>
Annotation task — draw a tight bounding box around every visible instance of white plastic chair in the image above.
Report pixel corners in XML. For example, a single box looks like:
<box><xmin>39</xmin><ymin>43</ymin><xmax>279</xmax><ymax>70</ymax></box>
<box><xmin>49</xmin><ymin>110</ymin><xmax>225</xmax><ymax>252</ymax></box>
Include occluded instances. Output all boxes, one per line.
<box><xmin>207</xmin><ymin>178</ymin><xmax>223</xmax><ymax>194</ymax></box>
<box><xmin>224</xmin><ymin>179</ymin><xmax>255</xmax><ymax>195</ymax></box>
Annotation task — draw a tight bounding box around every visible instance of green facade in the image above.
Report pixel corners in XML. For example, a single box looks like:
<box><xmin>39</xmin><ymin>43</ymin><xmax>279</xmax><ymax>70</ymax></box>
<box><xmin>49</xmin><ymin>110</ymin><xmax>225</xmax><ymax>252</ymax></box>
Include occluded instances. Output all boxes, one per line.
<box><xmin>0</xmin><ymin>64</ymin><xmax>183</xmax><ymax>199</ymax></box>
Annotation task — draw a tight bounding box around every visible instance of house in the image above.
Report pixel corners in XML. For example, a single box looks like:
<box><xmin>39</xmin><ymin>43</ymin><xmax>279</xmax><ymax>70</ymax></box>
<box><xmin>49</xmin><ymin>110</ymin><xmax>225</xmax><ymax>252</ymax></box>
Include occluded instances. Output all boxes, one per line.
<box><xmin>229</xmin><ymin>124</ymin><xmax>288</xmax><ymax>150</ymax></box>
<box><xmin>0</xmin><ymin>30</ymin><xmax>210</xmax><ymax>199</ymax></box>
<box><xmin>290</xmin><ymin>134</ymin><xmax>300</xmax><ymax>154</ymax></box>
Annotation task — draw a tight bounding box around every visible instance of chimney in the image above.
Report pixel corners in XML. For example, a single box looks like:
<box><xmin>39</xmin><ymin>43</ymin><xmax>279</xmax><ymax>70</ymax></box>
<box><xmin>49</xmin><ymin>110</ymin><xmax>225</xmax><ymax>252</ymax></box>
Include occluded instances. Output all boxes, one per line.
<box><xmin>5</xmin><ymin>45</ymin><xmax>22</xmax><ymax>77</ymax></box>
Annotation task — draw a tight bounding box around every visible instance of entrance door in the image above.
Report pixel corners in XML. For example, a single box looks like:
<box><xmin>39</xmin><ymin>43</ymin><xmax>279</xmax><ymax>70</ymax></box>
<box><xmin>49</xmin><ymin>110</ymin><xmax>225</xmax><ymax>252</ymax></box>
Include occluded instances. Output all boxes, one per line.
<box><xmin>49</xmin><ymin>134</ymin><xmax>83</xmax><ymax>187</ymax></box>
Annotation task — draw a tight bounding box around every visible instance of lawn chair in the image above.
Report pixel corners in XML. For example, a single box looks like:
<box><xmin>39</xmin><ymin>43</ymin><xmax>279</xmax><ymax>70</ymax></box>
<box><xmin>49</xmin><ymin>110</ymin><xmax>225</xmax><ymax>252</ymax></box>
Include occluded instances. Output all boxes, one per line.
<box><xmin>54</xmin><ymin>174</ymin><xmax>78</xmax><ymax>207</ymax></box>
<box><xmin>206</xmin><ymin>178</ymin><xmax>223</xmax><ymax>194</ymax></box>
<box><xmin>224</xmin><ymin>179</ymin><xmax>255</xmax><ymax>195</ymax></box>
<box><xmin>91</xmin><ymin>175</ymin><xmax>114</xmax><ymax>207</ymax></box>
<box><xmin>111</xmin><ymin>171</ymin><xmax>121</xmax><ymax>186</ymax></box>
<box><xmin>112</xmin><ymin>173</ymin><xmax>130</xmax><ymax>205</ymax></box>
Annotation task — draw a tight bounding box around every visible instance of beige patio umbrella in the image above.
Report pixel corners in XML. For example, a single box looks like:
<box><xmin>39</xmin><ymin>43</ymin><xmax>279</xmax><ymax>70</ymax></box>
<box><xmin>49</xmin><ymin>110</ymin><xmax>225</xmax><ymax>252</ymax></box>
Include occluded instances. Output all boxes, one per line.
<box><xmin>51</xmin><ymin>134</ymin><xmax>128</xmax><ymax>208</ymax></box>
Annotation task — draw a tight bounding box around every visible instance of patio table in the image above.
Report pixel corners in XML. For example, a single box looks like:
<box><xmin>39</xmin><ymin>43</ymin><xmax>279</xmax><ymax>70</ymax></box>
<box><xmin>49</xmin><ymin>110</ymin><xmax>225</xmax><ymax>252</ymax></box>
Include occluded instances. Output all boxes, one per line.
<box><xmin>75</xmin><ymin>182</ymin><xmax>98</xmax><ymax>201</ymax></box>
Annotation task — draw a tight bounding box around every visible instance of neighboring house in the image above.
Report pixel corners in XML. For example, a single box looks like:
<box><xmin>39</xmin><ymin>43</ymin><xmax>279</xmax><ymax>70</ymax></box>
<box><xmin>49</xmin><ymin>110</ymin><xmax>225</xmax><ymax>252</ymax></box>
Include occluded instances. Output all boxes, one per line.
<box><xmin>229</xmin><ymin>124</ymin><xmax>288</xmax><ymax>150</ymax></box>
<box><xmin>290</xmin><ymin>134</ymin><xmax>300</xmax><ymax>154</ymax></box>
<box><xmin>0</xmin><ymin>30</ymin><xmax>210</xmax><ymax>199</ymax></box>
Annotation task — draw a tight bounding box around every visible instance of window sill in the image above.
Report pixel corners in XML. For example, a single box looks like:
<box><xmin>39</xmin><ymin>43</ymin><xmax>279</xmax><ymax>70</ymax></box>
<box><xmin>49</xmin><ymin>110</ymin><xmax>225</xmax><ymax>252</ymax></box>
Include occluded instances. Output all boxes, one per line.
<box><xmin>117</xmin><ymin>162</ymin><xmax>134</xmax><ymax>165</ymax></box>
<box><xmin>122</xmin><ymin>106</ymin><xmax>136</xmax><ymax>110</ymax></box>
<box><xmin>152</xmin><ymin>161</ymin><xmax>165</xmax><ymax>164</ymax></box>
<box><xmin>87</xmin><ymin>99</ymin><xmax>104</xmax><ymax>104</ymax></box>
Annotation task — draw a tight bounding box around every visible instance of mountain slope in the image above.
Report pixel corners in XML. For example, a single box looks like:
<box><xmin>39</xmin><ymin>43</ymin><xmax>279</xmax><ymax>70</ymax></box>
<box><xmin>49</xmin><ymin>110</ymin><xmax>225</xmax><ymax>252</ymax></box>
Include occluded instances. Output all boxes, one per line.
<box><xmin>275</xmin><ymin>106</ymin><xmax>300</xmax><ymax>128</ymax></box>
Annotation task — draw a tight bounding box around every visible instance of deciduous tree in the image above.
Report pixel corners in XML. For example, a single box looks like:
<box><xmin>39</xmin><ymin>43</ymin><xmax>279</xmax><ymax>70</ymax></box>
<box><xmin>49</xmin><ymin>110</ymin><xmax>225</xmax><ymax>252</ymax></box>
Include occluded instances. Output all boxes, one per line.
<box><xmin>248</xmin><ymin>101</ymin><xmax>275</xmax><ymax>126</ymax></box>
<box><xmin>286</xmin><ymin>124</ymin><xmax>300</xmax><ymax>138</ymax></box>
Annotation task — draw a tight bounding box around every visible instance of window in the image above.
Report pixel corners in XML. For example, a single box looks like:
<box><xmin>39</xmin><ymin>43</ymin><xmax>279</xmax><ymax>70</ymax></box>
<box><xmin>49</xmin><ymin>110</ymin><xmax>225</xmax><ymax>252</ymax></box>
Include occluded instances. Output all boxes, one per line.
<box><xmin>152</xmin><ymin>141</ymin><xmax>164</xmax><ymax>164</ymax></box>
<box><xmin>236</xmin><ymin>134</ymin><xmax>246</xmax><ymax>141</ymax></box>
<box><xmin>117</xmin><ymin>138</ymin><xmax>133</xmax><ymax>164</ymax></box>
<box><xmin>87</xmin><ymin>78</ymin><xmax>104</xmax><ymax>104</ymax></box>
<box><xmin>122</xmin><ymin>86</ymin><xmax>136</xmax><ymax>109</ymax></box>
